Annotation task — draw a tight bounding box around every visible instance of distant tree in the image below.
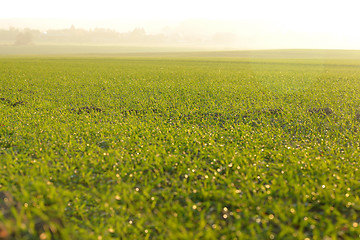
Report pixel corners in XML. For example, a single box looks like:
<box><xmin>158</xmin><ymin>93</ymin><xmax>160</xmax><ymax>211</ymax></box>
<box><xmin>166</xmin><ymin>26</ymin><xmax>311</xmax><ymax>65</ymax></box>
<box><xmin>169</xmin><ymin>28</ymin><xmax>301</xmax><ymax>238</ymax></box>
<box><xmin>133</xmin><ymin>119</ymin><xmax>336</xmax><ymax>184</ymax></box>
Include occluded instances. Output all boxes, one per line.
<box><xmin>130</xmin><ymin>28</ymin><xmax>146</xmax><ymax>41</ymax></box>
<box><xmin>14</xmin><ymin>32</ymin><xmax>33</xmax><ymax>45</ymax></box>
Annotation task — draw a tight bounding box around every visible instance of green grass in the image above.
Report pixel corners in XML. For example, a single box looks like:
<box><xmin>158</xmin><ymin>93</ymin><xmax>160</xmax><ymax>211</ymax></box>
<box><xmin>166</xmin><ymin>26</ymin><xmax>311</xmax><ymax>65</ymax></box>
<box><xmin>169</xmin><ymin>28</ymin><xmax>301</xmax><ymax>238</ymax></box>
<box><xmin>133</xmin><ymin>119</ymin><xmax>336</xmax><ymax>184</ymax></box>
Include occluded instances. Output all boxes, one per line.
<box><xmin>0</xmin><ymin>56</ymin><xmax>360</xmax><ymax>239</ymax></box>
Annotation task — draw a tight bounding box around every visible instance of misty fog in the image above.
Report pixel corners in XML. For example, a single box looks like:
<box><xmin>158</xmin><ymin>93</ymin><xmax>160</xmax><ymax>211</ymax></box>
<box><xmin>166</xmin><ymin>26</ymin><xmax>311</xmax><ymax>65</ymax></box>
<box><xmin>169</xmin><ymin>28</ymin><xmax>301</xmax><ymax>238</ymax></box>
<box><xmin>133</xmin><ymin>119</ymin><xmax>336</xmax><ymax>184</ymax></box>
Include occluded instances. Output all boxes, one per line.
<box><xmin>1</xmin><ymin>18</ymin><xmax>360</xmax><ymax>50</ymax></box>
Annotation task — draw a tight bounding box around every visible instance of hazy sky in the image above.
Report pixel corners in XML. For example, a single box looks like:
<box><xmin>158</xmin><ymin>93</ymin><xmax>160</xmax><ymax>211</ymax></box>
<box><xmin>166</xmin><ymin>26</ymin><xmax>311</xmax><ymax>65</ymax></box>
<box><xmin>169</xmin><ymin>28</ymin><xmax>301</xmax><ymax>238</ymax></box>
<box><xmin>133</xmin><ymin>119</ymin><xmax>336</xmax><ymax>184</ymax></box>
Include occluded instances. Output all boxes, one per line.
<box><xmin>2</xmin><ymin>0</ymin><xmax>360</xmax><ymax>49</ymax></box>
<box><xmin>2</xmin><ymin>0</ymin><xmax>359</xmax><ymax>22</ymax></box>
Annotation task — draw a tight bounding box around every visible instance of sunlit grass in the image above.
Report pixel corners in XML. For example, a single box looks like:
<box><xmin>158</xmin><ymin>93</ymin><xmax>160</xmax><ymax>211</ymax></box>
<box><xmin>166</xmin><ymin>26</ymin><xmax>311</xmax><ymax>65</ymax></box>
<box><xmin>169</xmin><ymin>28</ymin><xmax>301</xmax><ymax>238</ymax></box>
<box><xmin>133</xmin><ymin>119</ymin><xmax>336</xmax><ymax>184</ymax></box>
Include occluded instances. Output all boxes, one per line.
<box><xmin>0</xmin><ymin>57</ymin><xmax>360</xmax><ymax>239</ymax></box>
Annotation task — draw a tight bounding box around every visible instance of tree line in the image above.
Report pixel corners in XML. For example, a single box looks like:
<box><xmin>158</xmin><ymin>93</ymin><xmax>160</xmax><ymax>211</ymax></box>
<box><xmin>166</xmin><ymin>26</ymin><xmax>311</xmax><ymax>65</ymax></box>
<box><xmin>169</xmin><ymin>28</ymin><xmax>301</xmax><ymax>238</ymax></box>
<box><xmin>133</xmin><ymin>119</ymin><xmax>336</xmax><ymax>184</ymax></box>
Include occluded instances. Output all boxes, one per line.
<box><xmin>0</xmin><ymin>26</ymin><xmax>168</xmax><ymax>45</ymax></box>
<box><xmin>0</xmin><ymin>25</ymin><xmax>240</xmax><ymax>46</ymax></box>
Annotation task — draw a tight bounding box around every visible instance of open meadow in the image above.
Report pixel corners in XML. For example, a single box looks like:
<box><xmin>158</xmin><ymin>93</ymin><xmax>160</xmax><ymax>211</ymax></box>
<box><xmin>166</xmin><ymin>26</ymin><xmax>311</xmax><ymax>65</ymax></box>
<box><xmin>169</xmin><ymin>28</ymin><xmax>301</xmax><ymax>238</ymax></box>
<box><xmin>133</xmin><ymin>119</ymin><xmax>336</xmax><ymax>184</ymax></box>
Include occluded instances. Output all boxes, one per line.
<box><xmin>1</xmin><ymin>53</ymin><xmax>360</xmax><ymax>239</ymax></box>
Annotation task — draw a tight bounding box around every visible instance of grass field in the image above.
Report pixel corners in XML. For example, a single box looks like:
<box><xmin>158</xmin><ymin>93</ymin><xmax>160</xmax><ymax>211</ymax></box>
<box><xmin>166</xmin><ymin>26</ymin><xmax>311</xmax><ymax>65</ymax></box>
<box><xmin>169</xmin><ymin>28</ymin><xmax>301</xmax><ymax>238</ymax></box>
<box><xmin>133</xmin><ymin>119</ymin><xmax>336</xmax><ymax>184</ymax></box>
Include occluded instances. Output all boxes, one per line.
<box><xmin>1</xmin><ymin>55</ymin><xmax>360</xmax><ymax>239</ymax></box>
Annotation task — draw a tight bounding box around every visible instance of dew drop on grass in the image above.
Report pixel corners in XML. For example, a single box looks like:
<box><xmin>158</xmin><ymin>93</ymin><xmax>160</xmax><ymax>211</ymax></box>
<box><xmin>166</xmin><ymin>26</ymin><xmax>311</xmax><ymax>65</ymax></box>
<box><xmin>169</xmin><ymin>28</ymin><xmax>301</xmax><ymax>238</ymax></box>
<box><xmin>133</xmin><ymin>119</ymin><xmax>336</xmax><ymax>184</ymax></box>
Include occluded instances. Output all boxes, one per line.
<box><xmin>39</xmin><ymin>233</ymin><xmax>47</xmax><ymax>240</ymax></box>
